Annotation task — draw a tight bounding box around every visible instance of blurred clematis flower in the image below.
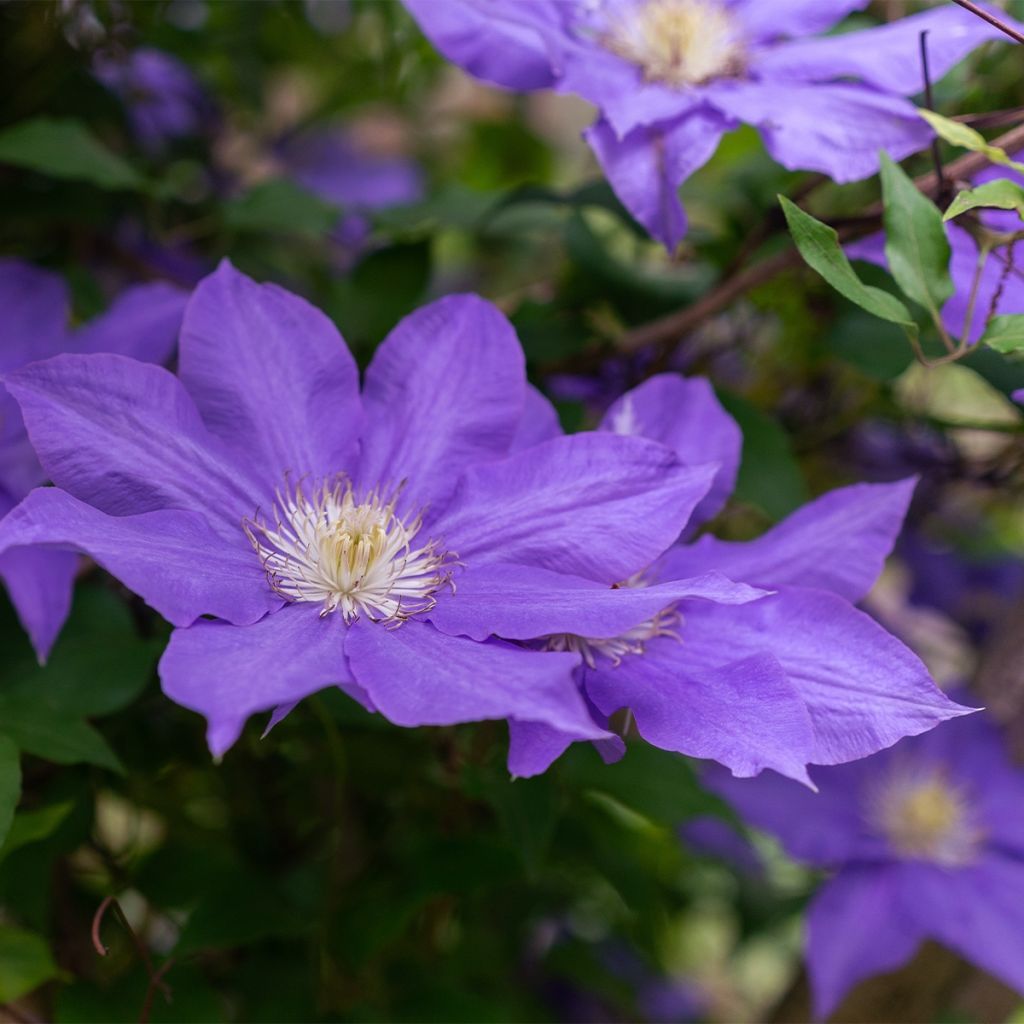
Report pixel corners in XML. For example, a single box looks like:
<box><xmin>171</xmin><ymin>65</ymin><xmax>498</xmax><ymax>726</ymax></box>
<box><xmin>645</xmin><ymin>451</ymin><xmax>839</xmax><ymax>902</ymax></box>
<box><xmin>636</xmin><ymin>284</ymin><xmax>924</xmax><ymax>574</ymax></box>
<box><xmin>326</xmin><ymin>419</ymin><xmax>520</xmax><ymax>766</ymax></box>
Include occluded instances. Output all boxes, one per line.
<box><xmin>0</xmin><ymin>260</ymin><xmax>186</xmax><ymax>657</ymax></box>
<box><xmin>0</xmin><ymin>261</ymin><xmax>748</xmax><ymax>756</ymax></box>
<box><xmin>94</xmin><ymin>46</ymin><xmax>216</xmax><ymax>154</ymax></box>
<box><xmin>707</xmin><ymin>705</ymin><xmax>1024</xmax><ymax>1017</ymax></box>
<box><xmin>402</xmin><ymin>0</ymin><xmax>1015</xmax><ymax>247</ymax></box>
<box><xmin>429</xmin><ymin>373</ymin><xmax>970</xmax><ymax>783</ymax></box>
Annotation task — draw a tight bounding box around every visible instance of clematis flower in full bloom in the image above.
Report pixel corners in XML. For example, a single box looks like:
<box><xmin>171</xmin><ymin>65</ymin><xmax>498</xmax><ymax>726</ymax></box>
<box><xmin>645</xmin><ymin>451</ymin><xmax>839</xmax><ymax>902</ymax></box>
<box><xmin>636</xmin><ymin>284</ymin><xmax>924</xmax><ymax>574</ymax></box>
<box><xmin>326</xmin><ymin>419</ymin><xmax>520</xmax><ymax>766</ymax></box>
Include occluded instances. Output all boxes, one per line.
<box><xmin>429</xmin><ymin>373</ymin><xmax>971</xmax><ymax>783</ymax></box>
<box><xmin>707</xmin><ymin>705</ymin><xmax>1024</xmax><ymax>1017</ymax></box>
<box><xmin>0</xmin><ymin>260</ymin><xmax>757</xmax><ymax>756</ymax></box>
<box><xmin>0</xmin><ymin>260</ymin><xmax>186</xmax><ymax>658</ymax></box>
<box><xmin>403</xmin><ymin>0</ymin><xmax>1016</xmax><ymax>248</ymax></box>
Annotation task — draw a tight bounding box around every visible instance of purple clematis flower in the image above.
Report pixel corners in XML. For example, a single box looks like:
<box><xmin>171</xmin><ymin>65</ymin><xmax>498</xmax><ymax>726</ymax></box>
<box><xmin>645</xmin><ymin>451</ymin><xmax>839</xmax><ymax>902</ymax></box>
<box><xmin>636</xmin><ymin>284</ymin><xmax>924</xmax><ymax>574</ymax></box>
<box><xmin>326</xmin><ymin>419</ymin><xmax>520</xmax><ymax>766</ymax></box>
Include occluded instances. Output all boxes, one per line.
<box><xmin>0</xmin><ymin>259</ymin><xmax>185</xmax><ymax>658</ymax></box>
<box><xmin>707</xmin><ymin>705</ymin><xmax>1024</xmax><ymax>1018</ymax></box>
<box><xmin>0</xmin><ymin>260</ymin><xmax>762</xmax><ymax>757</ymax></box>
<box><xmin>94</xmin><ymin>47</ymin><xmax>216</xmax><ymax>155</ymax></box>
<box><xmin>429</xmin><ymin>373</ymin><xmax>969</xmax><ymax>783</ymax></box>
<box><xmin>402</xmin><ymin>0</ymin><xmax>1015</xmax><ymax>248</ymax></box>
<box><xmin>849</xmin><ymin>159</ymin><xmax>1024</xmax><ymax>343</ymax></box>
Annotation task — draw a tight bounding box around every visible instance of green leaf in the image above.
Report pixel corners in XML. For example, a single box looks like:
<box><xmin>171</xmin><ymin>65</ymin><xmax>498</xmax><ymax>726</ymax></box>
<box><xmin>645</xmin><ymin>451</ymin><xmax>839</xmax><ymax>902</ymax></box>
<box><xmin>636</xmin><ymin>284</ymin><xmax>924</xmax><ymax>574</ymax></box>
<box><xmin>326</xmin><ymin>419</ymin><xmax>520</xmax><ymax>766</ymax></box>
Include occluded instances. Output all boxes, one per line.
<box><xmin>980</xmin><ymin>314</ymin><xmax>1024</xmax><ymax>353</ymax></box>
<box><xmin>944</xmin><ymin>179</ymin><xmax>1024</xmax><ymax>222</ymax></box>
<box><xmin>0</xmin><ymin>118</ymin><xmax>144</xmax><ymax>191</ymax></box>
<box><xmin>224</xmin><ymin>179</ymin><xmax>341</xmax><ymax>239</ymax></box>
<box><xmin>0</xmin><ymin>926</ymin><xmax>58</xmax><ymax>1002</ymax></box>
<box><xmin>779</xmin><ymin>195</ymin><xmax>917</xmax><ymax>332</ymax></box>
<box><xmin>918</xmin><ymin>109</ymin><xmax>1024</xmax><ymax>174</ymax></box>
<box><xmin>879</xmin><ymin>152</ymin><xmax>954</xmax><ymax>315</ymax></box>
<box><xmin>0</xmin><ymin>802</ymin><xmax>74</xmax><ymax>866</ymax></box>
<box><xmin>0</xmin><ymin>738</ymin><xmax>20</xmax><ymax>848</ymax></box>
<box><xmin>0</xmin><ymin>701</ymin><xmax>121</xmax><ymax>772</ymax></box>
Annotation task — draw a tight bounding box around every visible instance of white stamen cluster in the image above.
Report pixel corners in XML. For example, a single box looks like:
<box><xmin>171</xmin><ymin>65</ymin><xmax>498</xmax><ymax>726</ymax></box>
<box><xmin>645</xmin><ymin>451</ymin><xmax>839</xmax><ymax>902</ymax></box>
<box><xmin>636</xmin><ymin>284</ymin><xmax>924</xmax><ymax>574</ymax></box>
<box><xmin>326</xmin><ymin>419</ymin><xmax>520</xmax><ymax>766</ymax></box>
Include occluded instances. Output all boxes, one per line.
<box><xmin>545</xmin><ymin>572</ymin><xmax>681</xmax><ymax>668</ymax></box>
<box><xmin>867</xmin><ymin>765</ymin><xmax>983</xmax><ymax>867</ymax></box>
<box><xmin>245</xmin><ymin>477</ymin><xmax>454</xmax><ymax>624</ymax></box>
<box><xmin>604</xmin><ymin>0</ymin><xmax>746</xmax><ymax>88</ymax></box>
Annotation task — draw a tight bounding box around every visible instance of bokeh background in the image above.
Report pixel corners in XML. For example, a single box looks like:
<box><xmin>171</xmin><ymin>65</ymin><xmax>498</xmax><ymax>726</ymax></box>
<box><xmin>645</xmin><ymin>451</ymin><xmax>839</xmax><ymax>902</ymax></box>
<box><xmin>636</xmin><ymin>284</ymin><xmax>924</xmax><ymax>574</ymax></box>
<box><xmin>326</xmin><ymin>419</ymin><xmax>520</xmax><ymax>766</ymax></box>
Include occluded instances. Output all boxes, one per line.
<box><xmin>2</xmin><ymin>1</ymin><xmax>1024</xmax><ymax>1021</ymax></box>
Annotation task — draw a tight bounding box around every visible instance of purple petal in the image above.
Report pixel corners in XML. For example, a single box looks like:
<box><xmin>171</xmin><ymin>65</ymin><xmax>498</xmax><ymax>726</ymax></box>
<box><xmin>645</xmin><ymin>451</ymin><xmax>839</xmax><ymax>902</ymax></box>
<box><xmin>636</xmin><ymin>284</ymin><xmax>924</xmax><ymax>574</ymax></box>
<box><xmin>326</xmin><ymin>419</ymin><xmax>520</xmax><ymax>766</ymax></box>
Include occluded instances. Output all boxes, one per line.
<box><xmin>5</xmin><ymin>353</ymin><xmax>263</xmax><ymax>527</ymax></box>
<box><xmin>433</xmin><ymin>432</ymin><xmax>716</xmax><ymax>584</ymax></box>
<box><xmin>658</xmin><ymin>479</ymin><xmax>915</xmax><ymax>603</ymax></box>
<box><xmin>428</xmin><ymin>562</ymin><xmax>767</xmax><ymax>642</ymax></box>
<box><xmin>179</xmin><ymin>261</ymin><xmax>361</xmax><ymax>483</ymax></box>
<box><xmin>73</xmin><ymin>281</ymin><xmax>186</xmax><ymax>365</ymax></box>
<box><xmin>0</xmin><ymin>259</ymin><xmax>68</xmax><ymax>372</ymax></box>
<box><xmin>345</xmin><ymin>618</ymin><xmax>605</xmax><ymax>735</ymax></box>
<box><xmin>0</xmin><ymin>487</ymin><xmax>279</xmax><ymax>627</ymax></box>
<box><xmin>679</xmin><ymin>587</ymin><xmax>971</xmax><ymax>765</ymax></box>
<box><xmin>730</xmin><ymin>0</ymin><xmax>871</xmax><ymax>41</ymax></box>
<box><xmin>507</xmin><ymin>720</ymin><xmax>578</xmax><ymax>778</ymax></box>
<box><xmin>359</xmin><ymin>294</ymin><xmax>525</xmax><ymax>512</ymax></box>
<box><xmin>587</xmin><ymin>647</ymin><xmax>816</xmax><ymax>784</ymax></box>
<box><xmin>160</xmin><ymin>604</ymin><xmax>353</xmax><ymax>756</ymax></box>
<box><xmin>0</xmin><ymin>485</ymin><xmax>75</xmax><ymax>662</ymax></box>
<box><xmin>585</xmin><ymin>109</ymin><xmax>731</xmax><ymax>249</ymax></box>
<box><xmin>754</xmin><ymin>4</ymin><xmax>1018</xmax><ymax>94</ymax></box>
<box><xmin>509</xmin><ymin>385</ymin><xmax>562</xmax><ymax>453</ymax></box>
<box><xmin>402</xmin><ymin>0</ymin><xmax>561</xmax><ymax>90</ymax></box>
<box><xmin>807</xmin><ymin>865</ymin><xmax>924</xmax><ymax>1020</ymax></box>
<box><xmin>706</xmin><ymin>81</ymin><xmax>931</xmax><ymax>184</ymax></box>
<box><xmin>601</xmin><ymin>374</ymin><xmax>741</xmax><ymax>527</ymax></box>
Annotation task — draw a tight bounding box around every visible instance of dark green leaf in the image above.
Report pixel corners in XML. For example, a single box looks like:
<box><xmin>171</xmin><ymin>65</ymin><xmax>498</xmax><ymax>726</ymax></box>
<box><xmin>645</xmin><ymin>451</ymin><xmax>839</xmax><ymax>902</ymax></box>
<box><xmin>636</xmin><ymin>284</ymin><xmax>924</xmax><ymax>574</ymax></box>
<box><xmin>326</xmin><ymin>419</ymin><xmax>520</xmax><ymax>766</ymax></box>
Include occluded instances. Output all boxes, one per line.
<box><xmin>225</xmin><ymin>179</ymin><xmax>341</xmax><ymax>239</ymax></box>
<box><xmin>0</xmin><ymin>702</ymin><xmax>121</xmax><ymax>772</ymax></box>
<box><xmin>0</xmin><ymin>925</ymin><xmax>58</xmax><ymax>1002</ymax></box>
<box><xmin>0</xmin><ymin>118</ymin><xmax>143</xmax><ymax>191</ymax></box>
<box><xmin>0</xmin><ymin>738</ymin><xmax>20</xmax><ymax>848</ymax></box>
<box><xmin>0</xmin><ymin>802</ymin><xmax>74</xmax><ymax>866</ymax></box>
<box><xmin>779</xmin><ymin>196</ymin><xmax>917</xmax><ymax>331</ymax></box>
<box><xmin>879</xmin><ymin>152</ymin><xmax>954</xmax><ymax>314</ymax></box>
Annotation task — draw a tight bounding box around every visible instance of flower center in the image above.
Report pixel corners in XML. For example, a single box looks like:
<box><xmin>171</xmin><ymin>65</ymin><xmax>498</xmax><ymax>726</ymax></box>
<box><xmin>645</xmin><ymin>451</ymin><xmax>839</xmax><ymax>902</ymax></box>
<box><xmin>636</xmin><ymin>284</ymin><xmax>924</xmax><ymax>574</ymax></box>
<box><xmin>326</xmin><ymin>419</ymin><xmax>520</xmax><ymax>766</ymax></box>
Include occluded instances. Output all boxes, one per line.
<box><xmin>603</xmin><ymin>0</ymin><xmax>746</xmax><ymax>88</ymax></box>
<box><xmin>868</xmin><ymin>766</ymin><xmax>983</xmax><ymax>867</ymax></box>
<box><xmin>544</xmin><ymin>572</ymin><xmax>681</xmax><ymax>668</ymax></box>
<box><xmin>244</xmin><ymin>477</ymin><xmax>454</xmax><ymax>623</ymax></box>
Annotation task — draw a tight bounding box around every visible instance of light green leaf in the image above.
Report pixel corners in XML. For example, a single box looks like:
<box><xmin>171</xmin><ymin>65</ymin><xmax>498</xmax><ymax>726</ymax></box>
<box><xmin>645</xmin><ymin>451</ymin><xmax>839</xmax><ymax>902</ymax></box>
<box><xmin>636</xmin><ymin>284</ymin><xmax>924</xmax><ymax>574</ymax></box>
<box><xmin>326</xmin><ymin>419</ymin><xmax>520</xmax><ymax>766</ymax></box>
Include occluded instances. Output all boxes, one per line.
<box><xmin>944</xmin><ymin>179</ymin><xmax>1024</xmax><ymax>222</ymax></box>
<box><xmin>224</xmin><ymin>179</ymin><xmax>341</xmax><ymax>239</ymax></box>
<box><xmin>0</xmin><ymin>118</ymin><xmax>144</xmax><ymax>191</ymax></box>
<box><xmin>0</xmin><ymin>926</ymin><xmax>58</xmax><ymax>1002</ymax></box>
<box><xmin>880</xmin><ymin>152</ymin><xmax>954</xmax><ymax>315</ymax></box>
<box><xmin>919</xmin><ymin>109</ymin><xmax>1024</xmax><ymax>174</ymax></box>
<box><xmin>779</xmin><ymin>195</ymin><xmax>918</xmax><ymax>332</ymax></box>
<box><xmin>0</xmin><ymin>737</ymin><xmax>20</xmax><ymax>848</ymax></box>
<box><xmin>980</xmin><ymin>314</ymin><xmax>1024</xmax><ymax>353</ymax></box>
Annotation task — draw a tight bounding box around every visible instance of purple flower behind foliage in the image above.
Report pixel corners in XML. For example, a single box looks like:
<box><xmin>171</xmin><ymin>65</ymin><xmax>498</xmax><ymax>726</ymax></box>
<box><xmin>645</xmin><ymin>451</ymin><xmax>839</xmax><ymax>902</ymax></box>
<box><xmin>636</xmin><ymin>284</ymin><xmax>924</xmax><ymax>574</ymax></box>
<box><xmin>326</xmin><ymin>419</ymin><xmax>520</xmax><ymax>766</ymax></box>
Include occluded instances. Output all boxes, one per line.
<box><xmin>403</xmin><ymin>0</ymin><xmax>1014</xmax><ymax>247</ymax></box>
<box><xmin>0</xmin><ymin>259</ymin><xmax>186</xmax><ymax>656</ymax></box>
<box><xmin>849</xmin><ymin>160</ymin><xmax>1024</xmax><ymax>343</ymax></box>
<box><xmin>708</xmin><ymin>706</ymin><xmax>1024</xmax><ymax>1017</ymax></box>
<box><xmin>429</xmin><ymin>373</ymin><xmax>969</xmax><ymax>784</ymax></box>
<box><xmin>94</xmin><ymin>47</ymin><xmax>215</xmax><ymax>153</ymax></box>
<box><xmin>0</xmin><ymin>261</ymin><xmax>740</xmax><ymax>756</ymax></box>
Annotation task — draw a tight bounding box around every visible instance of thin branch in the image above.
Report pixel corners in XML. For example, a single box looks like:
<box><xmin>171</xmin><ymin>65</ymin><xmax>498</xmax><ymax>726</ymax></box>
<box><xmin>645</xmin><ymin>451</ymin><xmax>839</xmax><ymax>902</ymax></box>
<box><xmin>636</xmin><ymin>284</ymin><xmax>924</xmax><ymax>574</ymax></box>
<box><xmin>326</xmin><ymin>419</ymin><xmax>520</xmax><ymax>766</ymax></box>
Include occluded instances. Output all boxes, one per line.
<box><xmin>950</xmin><ymin>0</ymin><xmax>1024</xmax><ymax>45</ymax></box>
<box><xmin>91</xmin><ymin>897</ymin><xmax>173</xmax><ymax>1008</ymax></box>
<box><xmin>920</xmin><ymin>31</ymin><xmax>948</xmax><ymax>203</ymax></box>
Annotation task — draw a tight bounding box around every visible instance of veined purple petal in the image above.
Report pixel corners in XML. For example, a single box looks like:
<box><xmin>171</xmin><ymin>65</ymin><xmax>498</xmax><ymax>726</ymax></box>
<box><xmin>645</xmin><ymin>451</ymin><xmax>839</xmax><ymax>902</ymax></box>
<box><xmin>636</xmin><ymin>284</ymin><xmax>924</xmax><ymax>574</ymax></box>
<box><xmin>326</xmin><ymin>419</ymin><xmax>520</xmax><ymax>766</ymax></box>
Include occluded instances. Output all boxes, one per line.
<box><xmin>586</xmin><ymin>110</ymin><xmax>731</xmax><ymax>250</ymax></box>
<box><xmin>433</xmin><ymin>432</ymin><xmax>716</xmax><ymax>584</ymax></box>
<box><xmin>4</xmin><ymin>353</ymin><xmax>264</xmax><ymax>529</ymax></box>
<box><xmin>359</xmin><ymin>294</ymin><xmax>525</xmax><ymax>514</ymax></box>
<box><xmin>658</xmin><ymin>479</ymin><xmax>916</xmax><ymax>603</ymax></box>
<box><xmin>427</xmin><ymin>562</ymin><xmax>767</xmax><ymax>642</ymax></box>
<box><xmin>179</xmin><ymin>260</ymin><xmax>361</xmax><ymax>483</ymax></box>
<box><xmin>510</xmin><ymin>385</ymin><xmax>562</xmax><ymax>453</ymax></box>
<box><xmin>730</xmin><ymin>0</ymin><xmax>871</xmax><ymax>42</ymax></box>
<box><xmin>507</xmin><ymin>719</ymin><xmax>580</xmax><ymax>779</ymax></box>
<box><xmin>160</xmin><ymin>604</ymin><xmax>353</xmax><ymax>757</ymax></box>
<box><xmin>0</xmin><ymin>487</ymin><xmax>280</xmax><ymax>628</ymax></box>
<box><xmin>73</xmin><ymin>280</ymin><xmax>186</xmax><ymax>365</ymax></box>
<box><xmin>753</xmin><ymin>4</ymin><xmax>1017</xmax><ymax>93</ymax></box>
<box><xmin>345</xmin><ymin>618</ymin><xmax>604</xmax><ymax>735</ymax></box>
<box><xmin>0</xmin><ymin>259</ymin><xmax>68</xmax><ymax>373</ymax></box>
<box><xmin>705</xmin><ymin>81</ymin><xmax>931</xmax><ymax>184</ymax></box>
<box><xmin>587</xmin><ymin>647</ymin><xmax>817</xmax><ymax>784</ymax></box>
<box><xmin>679</xmin><ymin>587</ymin><xmax>971</xmax><ymax>765</ymax></box>
<box><xmin>602</xmin><ymin>374</ymin><xmax>741</xmax><ymax>527</ymax></box>
<box><xmin>807</xmin><ymin>865</ymin><xmax>924</xmax><ymax>1021</ymax></box>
